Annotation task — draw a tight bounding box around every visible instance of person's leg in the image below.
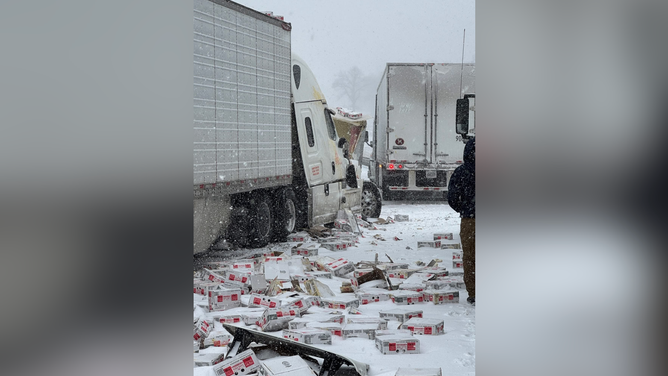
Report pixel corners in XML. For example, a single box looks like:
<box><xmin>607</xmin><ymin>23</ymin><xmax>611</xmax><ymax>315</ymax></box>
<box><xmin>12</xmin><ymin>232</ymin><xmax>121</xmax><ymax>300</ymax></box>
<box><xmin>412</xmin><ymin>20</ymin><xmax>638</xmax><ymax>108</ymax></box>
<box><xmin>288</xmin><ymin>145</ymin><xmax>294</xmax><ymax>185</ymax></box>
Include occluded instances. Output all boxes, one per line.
<box><xmin>460</xmin><ymin>217</ymin><xmax>476</xmax><ymax>302</ymax></box>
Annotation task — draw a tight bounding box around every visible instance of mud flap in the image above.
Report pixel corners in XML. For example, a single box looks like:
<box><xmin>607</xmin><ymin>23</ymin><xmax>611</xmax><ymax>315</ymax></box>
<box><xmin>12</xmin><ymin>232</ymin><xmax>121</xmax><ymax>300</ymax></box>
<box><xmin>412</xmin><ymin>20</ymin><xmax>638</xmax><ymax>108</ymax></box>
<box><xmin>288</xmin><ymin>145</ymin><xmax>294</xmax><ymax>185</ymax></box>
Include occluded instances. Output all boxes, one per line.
<box><xmin>223</xmin><ymin>324</ymin><xmax>369</xmax><ymax>376</ymax></box>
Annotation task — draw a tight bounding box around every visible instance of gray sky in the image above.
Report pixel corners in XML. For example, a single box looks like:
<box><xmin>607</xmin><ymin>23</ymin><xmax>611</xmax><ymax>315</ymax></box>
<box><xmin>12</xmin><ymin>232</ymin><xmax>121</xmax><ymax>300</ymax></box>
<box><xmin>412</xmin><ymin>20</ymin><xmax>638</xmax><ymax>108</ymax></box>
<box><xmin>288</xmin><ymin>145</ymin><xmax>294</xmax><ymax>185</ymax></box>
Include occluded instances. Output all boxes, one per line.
<box><xmin>233</xmin><ymin>0</ymin><xmax>475</xmax><ymax>112</ymax></box>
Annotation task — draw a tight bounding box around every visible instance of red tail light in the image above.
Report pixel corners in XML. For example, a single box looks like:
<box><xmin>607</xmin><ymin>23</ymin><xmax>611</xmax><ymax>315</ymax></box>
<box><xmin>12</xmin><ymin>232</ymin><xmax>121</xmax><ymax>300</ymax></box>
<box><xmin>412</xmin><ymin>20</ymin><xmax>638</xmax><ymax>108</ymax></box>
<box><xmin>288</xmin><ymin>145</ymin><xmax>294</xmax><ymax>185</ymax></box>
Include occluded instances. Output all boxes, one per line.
<box><xmin>388</xmin><ymin>164</ymin><xmax>395</xmax><ymax>170</ymax></box>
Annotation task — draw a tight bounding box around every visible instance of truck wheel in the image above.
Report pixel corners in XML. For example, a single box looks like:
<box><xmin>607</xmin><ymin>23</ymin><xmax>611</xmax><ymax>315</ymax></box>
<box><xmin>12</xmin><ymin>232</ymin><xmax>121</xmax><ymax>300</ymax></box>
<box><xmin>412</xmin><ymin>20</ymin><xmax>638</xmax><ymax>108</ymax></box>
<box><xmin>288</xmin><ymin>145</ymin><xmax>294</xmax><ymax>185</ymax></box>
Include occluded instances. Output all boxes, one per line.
<box><xmin>248</xmin><ymin>192</ymin><xmax>273</xmax><ymax>248</ymax></box>
<box><xmin>362</xmin><ymin>181</ymin><xmax>382</xmax><ymax>218</ymax></box>
<box><xmin>227</xmin><ymin>205</ymin><xmax>249</xmax><ymax>247</ymax></box>
<box><xmin>272</xmin><ymin>188</ymin><xmax>297</xmax><ymax>242</ymax></box>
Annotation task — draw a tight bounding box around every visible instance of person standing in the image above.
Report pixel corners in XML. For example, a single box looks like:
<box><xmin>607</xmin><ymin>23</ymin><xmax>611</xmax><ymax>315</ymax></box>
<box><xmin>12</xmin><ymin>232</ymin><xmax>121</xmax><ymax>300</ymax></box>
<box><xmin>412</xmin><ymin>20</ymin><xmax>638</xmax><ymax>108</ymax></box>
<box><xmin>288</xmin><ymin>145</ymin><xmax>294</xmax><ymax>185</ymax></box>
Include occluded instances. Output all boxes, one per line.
<box><xmin>447</xmin><ymin>137</ymin><xmax>475</xmax><ymax>305</ymax></box>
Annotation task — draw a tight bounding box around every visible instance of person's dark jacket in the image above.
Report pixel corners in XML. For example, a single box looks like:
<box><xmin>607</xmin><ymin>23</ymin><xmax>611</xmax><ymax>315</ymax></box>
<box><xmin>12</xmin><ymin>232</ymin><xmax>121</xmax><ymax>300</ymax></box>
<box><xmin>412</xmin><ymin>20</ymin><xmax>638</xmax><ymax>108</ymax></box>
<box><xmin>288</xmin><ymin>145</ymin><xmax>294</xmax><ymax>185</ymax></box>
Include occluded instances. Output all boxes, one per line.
<box><xmin>448</xmin><ymin>137</ymin><xmax>475</xmax><ymax>218</ymax></box>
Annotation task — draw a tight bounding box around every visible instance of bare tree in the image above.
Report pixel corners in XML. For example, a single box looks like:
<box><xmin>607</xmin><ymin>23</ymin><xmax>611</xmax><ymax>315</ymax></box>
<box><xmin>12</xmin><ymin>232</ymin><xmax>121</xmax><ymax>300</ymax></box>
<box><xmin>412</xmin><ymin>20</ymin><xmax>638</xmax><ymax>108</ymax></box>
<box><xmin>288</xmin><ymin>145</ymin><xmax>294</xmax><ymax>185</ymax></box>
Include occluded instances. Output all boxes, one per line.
<box><xmin>332</xmin><ymin>66</ymin><xmax>376</xmax><ymax>112</ymax></box>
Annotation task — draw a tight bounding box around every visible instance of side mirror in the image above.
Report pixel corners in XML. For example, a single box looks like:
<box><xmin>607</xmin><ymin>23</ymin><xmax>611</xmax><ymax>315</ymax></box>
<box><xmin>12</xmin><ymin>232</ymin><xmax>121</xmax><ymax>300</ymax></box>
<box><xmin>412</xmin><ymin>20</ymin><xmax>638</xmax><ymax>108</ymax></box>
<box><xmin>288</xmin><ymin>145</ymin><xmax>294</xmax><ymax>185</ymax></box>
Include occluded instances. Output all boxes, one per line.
<box><xmin>456</xmin><ymin>97</ymin><xmax>469</xmax><ymax>135</ymax></box>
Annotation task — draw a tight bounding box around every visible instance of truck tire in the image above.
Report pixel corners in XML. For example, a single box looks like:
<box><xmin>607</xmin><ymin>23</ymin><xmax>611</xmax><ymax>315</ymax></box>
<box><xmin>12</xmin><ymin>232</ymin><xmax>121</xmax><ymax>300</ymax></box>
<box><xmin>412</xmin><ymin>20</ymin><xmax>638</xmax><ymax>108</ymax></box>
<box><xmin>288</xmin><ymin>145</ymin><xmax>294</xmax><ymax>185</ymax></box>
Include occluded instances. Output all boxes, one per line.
<box><xmin>361</xmin><ymin>181</ymin><xmax>382</xmax><ymax>218</ymax></box>
<box><xmin>248</xmin><ymin>192</ymin><xmax>273</xmax><ymax>248</ymax></box>
<box><xmin>272</xmin><ymin>188</ymin><xmax>297</xmax><ymax>242</ymax></box>
<box><xmin>227</xmin><ymin>205</ymin><xmax>250</xmax><ymax>247</ymax></box>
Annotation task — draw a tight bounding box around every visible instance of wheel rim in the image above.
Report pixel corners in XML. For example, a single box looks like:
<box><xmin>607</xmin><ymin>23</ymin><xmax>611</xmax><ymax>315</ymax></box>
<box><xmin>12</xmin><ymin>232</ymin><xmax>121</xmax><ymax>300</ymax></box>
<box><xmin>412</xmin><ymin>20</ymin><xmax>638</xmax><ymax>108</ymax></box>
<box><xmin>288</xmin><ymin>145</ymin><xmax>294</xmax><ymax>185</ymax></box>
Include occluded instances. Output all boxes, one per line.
<box><xmin>284</xmin><ymin>199</ymin><xmax>296</xmax><ymax>232</ymax></box>
<box><xmin>361</xmin><ymin>189</ymin><xmax>377</xmax><ymax>216</ymax></box>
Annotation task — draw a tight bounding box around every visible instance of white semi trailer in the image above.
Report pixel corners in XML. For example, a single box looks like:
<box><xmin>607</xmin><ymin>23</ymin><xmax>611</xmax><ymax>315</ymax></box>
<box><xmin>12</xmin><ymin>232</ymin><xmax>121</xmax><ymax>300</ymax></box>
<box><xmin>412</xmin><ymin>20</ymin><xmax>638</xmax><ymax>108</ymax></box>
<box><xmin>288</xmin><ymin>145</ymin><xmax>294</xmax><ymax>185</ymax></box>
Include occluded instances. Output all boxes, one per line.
<box><xmin>193</xmin><ymin>0</ymin><xmax>381</xmax><ymax>253</ymax></box>
<box><xmin>369</xmin><ymin>63</ymin><xmax>475</xmax><ymax>199</ymax></box>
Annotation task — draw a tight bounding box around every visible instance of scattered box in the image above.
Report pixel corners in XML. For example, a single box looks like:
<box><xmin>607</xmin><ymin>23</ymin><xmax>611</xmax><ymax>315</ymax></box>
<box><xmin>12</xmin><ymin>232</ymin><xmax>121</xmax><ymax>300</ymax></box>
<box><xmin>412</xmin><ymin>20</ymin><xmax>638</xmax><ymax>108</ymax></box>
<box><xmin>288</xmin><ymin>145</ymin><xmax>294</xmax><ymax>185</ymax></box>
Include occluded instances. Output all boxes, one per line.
<box><xmin>452</xmin><ymin>260</ymin><xmax>463</xmax><ymax>269</ymax></box>
<box><xmin>398</xmin><ymin>283</ymin><xmax>425</xmax><ymax>293</ymax></box>
<box><xmin>375</xmin><ymin>329</ymin><xmax>413</xmax><ymax>338</ymax></box>
<box><xmin>323</xmin><ymin>258</ymin><xmax>355</xmax><ymax>277</ymax></box>
<box><xmin>194</xmin><ymin>352</ymin><xmax>226</xmax><ymax>367</ymax></box>
<box><xmin>211</xmin><ymin>349</ymin><xmax>260</xmax><ymax>376</ymax></box>
<box><xmin>346</xmin><ymin>316</ymin><xmax>388</xmax><ymax>330</ymax></box>
<box><xmin>248</xmin><ymin>294</ymin><xmax>280</xmax><ymax>309</ymax></box>
<box><xmin>203</xmin><ymin>329</ymin><xmax>233</xmax><ymax>348</ymax></box>
<box><xmin>441</xmin><ymin>243</ymin><xmax>461</xmax><ymax>249</ymax></box>
<box><xmin>401</xmin><ymin>318</ymin><xmax>445</xmax><ymax>335</ymax></box>
<box><xmin>377</xmin><ymin>263</ymin><xmax>410</xmax><ymax>271</ymax></box>
<box><xmin>386</xmin><ymin>269</ymin><xmax>419</xmax><ymax>279</ymax></box>
<box><xmin>390</xmin><ymin>290</ymin><xmax>424</xmax><ymax>305</ymax></box>
<box><xmin>379</xmin><ymin>309</ymin><xmax>424</xmax><ymax>323</ymax></box>
<box><xmin>287</xmin><ymin>232</ymin><xmax>310</xmax><ymax>242</ymax></box>
<box><xmin>452</xmin><ymin>251</ymin><xmax>462</xmax><ymax>260</ymax></box>
<box><xmin>259</xmin><ymin>355</ymin><xmax>318</xmax><ymax>376</ymax></box>
<box><xmin>395</xmin><ymin>368</ymin><xmax>442</xmax><ymax>376</ymax></box>
<box><xmin>304</xmin><ymin>271</ymin><xmax>332</xmax><ymax>279</ymax></box>
<box><xmin>208</xmin><ymin>288</ymin><xmax>242</xmax><ymax>311</ymax></box>
<box><xmin>282</xmin><ymin>328</ymin><xmax>332</xmax><ymax>345</ymax></box>
<box><xmin>322</xmin><ymin>296</ymin><xmax>360</xmax><ymax>310</ymax></box>
<box><xmin>258</xmin><ymin>307</ymin><xmax>300</xmax><ymax>332</ymax></box>
<box><xmin>342</xmin><ymin>323</ymin><xmax>379</xmax><ymax>340</ymax></box>
<box><xmin>291</xmin><ymin>244</ymin><xmax>319</xmax><ymax>257</ymax></box>
<box><xmin>375</xmin><ymin>335</ymin><xmax>420</xmax><ymax>354</ymax></box>
<box><xmin>394</xmin><ymin>215</ymin><xmax>409</xmax><ymax>222</ymax></box>
<box><xmin>319</xmin><ymin>240</ymin><xmax>353</xmax><ymax>251</ymax></box>
<box><xmin>305</xmin><ymin>322</ymin><xmax>343</xmax><ymax>336</ymax></box>
<box><xmin>418</xmin><ymin>267</ymin><xmax>448</xmax><ymax>277</ymax></box>
<box><xmin>433</xmin><ymin>233</ymin><xmax>453</xmax><ymax>240</ymax></box>
<box><xmin>417</xmin><ymin>241</ymin><xmax>441</xmax><ymax>248</ymax></box>
<box><xmin>423</xmin><ymin>290</ymin><xmax>459</xmax><ymax>304</ymax></box>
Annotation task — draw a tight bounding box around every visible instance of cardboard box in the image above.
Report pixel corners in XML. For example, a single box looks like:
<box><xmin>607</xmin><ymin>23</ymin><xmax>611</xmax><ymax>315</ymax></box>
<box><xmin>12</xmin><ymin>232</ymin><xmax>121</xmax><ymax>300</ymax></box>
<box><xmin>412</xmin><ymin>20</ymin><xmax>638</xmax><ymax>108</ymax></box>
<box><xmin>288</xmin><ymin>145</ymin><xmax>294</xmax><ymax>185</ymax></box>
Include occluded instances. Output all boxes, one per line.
<box><xmin>323</xmin><ymin>258</ymin><xmax>355</xmax><ymax>277</ymax></box>
<box><xmin>355</xmin><ymin>291</ymin><xmax>382</xmax><ymax>305</ymax></box>
<box><xmin>375</xmin><ymin>329</ymin><xmax>413</xmax><ymax>338</ymax></box>
<box><xmin>282</xmin><ymin>328</ymin><xmax>332</xmax><ymax>345</ymax></box>
<box><xmin>259</xmin><ymin>355</ymin><xmax>318</xmax><ymax>376</ymax></box>
<box><xmin>389</xmin><ymin>290</ymin><xmax>424</xmax><ymax>305</ymax></box>
<box><xmin>194</xmin><ymin>352</ymin><xmax>226</xmax><ymax>367</ymax></box>
<box><xmin>322</xmin><ymin>296</ymin><xmax>360</xmax><ymax>310</ymax></box>
<box><xmin>211</xmin><ymin>349</ymin><xmax>261</xmax><ymax>376</ymax></box>
<box><xmin>424</xmin><ymin>280</ymin><xmax>450</xmax><ymax>290</ymax></box>
<box><xmin>304</xmin><ymin>271</ymin><xmax>332</xmax><ymax>279</ymax></box>
<box><xmin>441</xmin><ymin>243</ymin><xmax>461</xmax><ymax>249</ymax></box>
<box><xmin>208</xmin><ymin>288</ymin><xmax>242</xmax><ymax>312</ymax></box>
<box><xmin>215</xmin><ymin>307</ymin><xmax>265</xmax><ymax>324</ymax></box>
<box><xmin>195</xmin><ymin>281</ymin><xmax>225</xmax><ymax>296</ymax></box>
<box><xmin>225</xmin><ymin>270</ymin><xmax>252</xmax><ymax>285</ymax></box>
<box><xmin>452</xmin><ymin>260</ymin><xmax>463</xmax><ymax>269</ymax></box>
<box><xmin>342</xmin><ymin>323</ymin><xmax>379</xmax><ymax>339</ymax></box>
<box><xmin>418</xmin><ymin>267</ymin><xmax>449</xmax><ymax>277</ymax></box>
<box><xmin>319</xmin><ymin>240</ymin><xmax>353</xmax><ymax>251</ymax></box>
<box><xmin>264</xmin><ymin>257</ymin><xmax>304</xmax><ymax>281</ymax></box>
<box><xmin>258</xmin><ymin>307</ymin><xmax>300</xmax><ymax>332</ymax></box>
<box><xmin>398</xmin><ymin>283</ymin><xmax>425</xmax><ymax>293</ymax></box>
<box><xmin>329</xmin><ymin>231</ymin><xmax>359</xmax><ymax>243</ymax></box>
<box><xmin>395</xmin><ymin>368</ymin><xmax>442</xmax><ymax>376</ymax></box>
<box><xmin>248</xmin><ymin>294</ymin><xmax>280</xmax><ymax>309</ymax></box>
<box><xmin>377</xmin><ymin>263</ymin><xmax>410</xmax><ymax>271</ymax></box>
<box><xmin>379</xmin><ymin>309</ymin><xmax>424</xmax><ymax>323</ymax></box>
<box><xmin>274</xmin><ymin>293</ymin><xmax>309</xmax><ymax>314</ymax></box>
<box><xmin>452</xmin><ymin>251</ymin><xmax>462</xmax><ymax>260</ymax></box>
<box><xmin>394</xmin><ymin>214</ymin><xmax>409</xmax><ymax>222</ymax></box>
<box><xmin>291</xmin><ymin>244</ymin><xmax>319</xmax><ymax>257</ymax></box>
<box><xmin>232</xmin><ymin>260</ymin><xmax>256</xmax><ymax>270</ymax></box>
<box><xmin>375</xmin><ymin>335</ymin><xmax>420</xmax><ymax>354</ymax></box>
<box><xmin>433</xmin><ymin>233</ymin><xmax>453</xmax><ymax>240</ymax></box>
<box><xmin>386</xmin><ymin>269</ymin><xmax>419</xmax><ymax>279</ymax></box>
<box><xmin>401</xmin><ymin>318</ymin><xmax>445</xmax><ymax>335</ymax></box>
<box><xmin>417</xmin><ymin>241</ymin><xmax>441</xmax><ymax>248</ymax></box>
<box><xmin>305</xmin><ymin>322</ymin><xmax>343</xmax><ymax>336</ymax></box>
<box><xmin>203</xmin><ymin>329</ymin><xmax>233</xmax><ymax>348</ymax></box>
<box><xmin>346</xmin><ymin>317</ymin><xmax>388</xmax><ymax>330</ymax></box>
<box><xmin>423</xmin><ymin>290</ymin><xmax>459</xmax><ymax>304</ymax></box>
<box><xmin>333</xmin><ymin>219</ymin><xmax>354</xmax><ymax>232</ymax></box>
<box><xmin>287</xmin><ymin>232</ymin><xmax>310</xmax><ymax>242</ymax></box>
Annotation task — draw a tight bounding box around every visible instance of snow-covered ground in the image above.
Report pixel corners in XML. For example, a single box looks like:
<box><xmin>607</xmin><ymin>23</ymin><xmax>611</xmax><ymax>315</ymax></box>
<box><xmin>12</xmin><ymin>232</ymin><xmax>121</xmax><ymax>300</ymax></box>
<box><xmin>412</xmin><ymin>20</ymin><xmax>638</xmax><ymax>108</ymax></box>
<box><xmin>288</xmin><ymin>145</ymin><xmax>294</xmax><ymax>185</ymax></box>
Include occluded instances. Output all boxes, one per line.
<box><xmin>194</xmin><ymin>200</ymin><xmax>474</xmax><ymax>376</ymax></box>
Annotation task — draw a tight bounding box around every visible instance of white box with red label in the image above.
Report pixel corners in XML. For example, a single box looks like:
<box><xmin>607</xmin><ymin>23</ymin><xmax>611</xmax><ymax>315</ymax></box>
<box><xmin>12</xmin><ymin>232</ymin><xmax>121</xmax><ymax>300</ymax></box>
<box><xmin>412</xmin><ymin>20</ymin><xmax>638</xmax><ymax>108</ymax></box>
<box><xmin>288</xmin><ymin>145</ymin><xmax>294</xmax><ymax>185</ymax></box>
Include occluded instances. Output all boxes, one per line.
<box><xmin>291</xmin><ymin>244</ymin><xmax>319</xmax><ymax>257</ymax></box>
<box><xmin>386</xmin><ymin>269</ymin><xmax>419</xmax><ymax>279</ymax></box>
<box><xmin>195</xmin><ymin>281</ymin><xmax>225</xmax><ymax>296</ymax></box>
<box><xmin>346</xmin><ymin>316</ymin><xmax>388</xmax><ymax>330</ymax></box>
<box><xmin>264</xmin><ymin>257</ymin><xmax>304</xmax><ymax>280</ymax></box>
<box><xmin>330</xmin><ymin>230</ymin><xmax>359</xmax><ymax>243</ymax></box>
<box><xmin>304</xmin><ymin>271</ymin><xmax>332</xmax><ymax>279</ymax></box>
<box><xmin>248</xmin><ymin>294</ymin><xmax>280</xmax><ymax>309</ymax></box>
<box><xmin>323</xmin><ymin>258</ymin><xmax>355</xmax><ymax>277</ymax></box>
<box><xmin>395</xmin><ymin>368</ymin><xmax>442</xmax><ymax>376</ymax></box>
<box><xmin>423</xmin><ymin>290</ymin><xmax>459</xmax><ymax>304</ymax></box>
<box><xmin>433</xmin><ymin>233</ymin><xmax>453</xmax><ymax>240</ymax></box>
<box><xmin>418</xmin><ymin>267</ymin><xmax>449</xmax><ymax>277</ymax></box>
<box><xmin>208</xmin><ymin>288</ymin><xmax>242</xmax><ymax>311</ymax></box>
<box><xmin>377</xmin><ymin>262</ymin><xmax>410</xmax><ymax>271</ymax></box>
<box><xmin>259</xmin><ymin>355</ymin><xmax>318</xmax><ymax>376</ymax></box>
<box><xmin>274</xmin><ymin>292</ymin><xmax>308</xmax><ymax>314</ymax></box>
<box><xmin>398</xmin><ymin>283</ymin><xmax>425</xmax><ymax>293</ymax></box>
<box><xmin>424</xmin><ymin>280</ymin><xmax>449</xmax><ymax>290</ymax></box>
<box><xmin>401</xmin><ymin>318</ymin><xmax>445</xmax><ymax>335</ymax></box>
<box><xmin>342</xmin><ymin>323</ymin><xmax>379</xmax><ymax>340</ymax></box>
<box><xmin>417</xmin><ymin>241</ymin><xmax>441</xmax><ymax>248</ymax></box>
<box><xmin>211</xmin><ymin>349</ymin><xmax>261</xmax><ymax>376</ymax></box>
<box><xmin>452</xmin><ymin>251</ymin><xmax>462</xmax><ymax>260</ymax></box>
<box><xmin>441</xmin><ymin>243</ymin><xmax>461</xmax><ymax>249</ymax></box>
<box><xmin>305</xmin><ymin>322</ymin><xmax>343</xmax><ymax>336</ymax></box>
<box><xmin>203</xmin><ymin>329</ymin><xmax>233</xmax><ymax>348</ymax></box>
<box><xmin>452</xmin><ymin>260</ymin><xmax>464</xmax><ymax>269</ymax></box>
<box><xmin>379</xmin><ymin>309</ymin><xmax>423</xmax><ymax>323</ymax></box>
<box><xmin>205</xmin><ymin>269</ymin><xmax>227</xmax><ymax>284</ymax></box>
<box><xmin>375</xmin><ymin>329</ymin><xmax>413</xmax><ymax>338</ymax></box>
<box><xmin>322</xmin><ymin>296</ymin><xmax>360</xmax><ymax>310</ymax></box>
<box><xmin>232</xmin><ymin>260</ymin><xmax>256</xmax><ymax>271</ymax></box>
<box><xmin>282</xmin><ymin>328</ymin><xmax>332</xmax><ymax>345</ymax></box>
<box><xmin>193</xmin><ymin>317</ymin><xmax>213</xmax><ymax>341</ymax></box>
<box><xmin>355</xmin><ymin>291</ymin><xmax>382</xmax><ymax>305</ymax></box>
<box><xmin>258</xmin><ymin>307</ymin><xmax>300</xmax><ymax>331</ymax></box>
<box><xmin>287</xmin><ymin>232</ymin><xmax>310</xmax><ymax>242</ymax></box>
<box><xmin>225</xmin><ymin>270</ymin><xmax>252</xmax><ymax>285</ymax></box>
<box><xmin>319</xmin><ymin>240</ymin><xmax>353</xmax><ymax>251</ymax></box>
<box><xmin>375</xmin><ymin>335</ymin><xmax>420</xmax><ymax>354</ymax></box>
<box><xmin>194</xmin><ymin>352</ymin><xmax>226</xmax><ymax>367</ymax></box>
<box><xmin>390</xmin><ymin>290</ymin><xmax>424</xmax><ymax>305</ymax></box>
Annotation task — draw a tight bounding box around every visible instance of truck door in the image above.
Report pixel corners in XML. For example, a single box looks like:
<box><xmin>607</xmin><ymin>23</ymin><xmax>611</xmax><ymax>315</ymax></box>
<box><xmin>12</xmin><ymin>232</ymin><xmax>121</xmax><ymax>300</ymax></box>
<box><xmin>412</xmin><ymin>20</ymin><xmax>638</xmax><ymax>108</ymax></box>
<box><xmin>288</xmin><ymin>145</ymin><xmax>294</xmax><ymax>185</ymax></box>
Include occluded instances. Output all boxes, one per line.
<box><xmin>432</xmin><ymin>64</ymin><xmax>475</xmax><ymax>164</ymax></box>
<box><xmin>387</xmin><ymin>65</ymin><xmax>430</xmax><ymax>164</ymax></box>
<box><xmin>294</xmin><ymin>102</ymin><xmax>345</xmax><ymax>225</ymax></box>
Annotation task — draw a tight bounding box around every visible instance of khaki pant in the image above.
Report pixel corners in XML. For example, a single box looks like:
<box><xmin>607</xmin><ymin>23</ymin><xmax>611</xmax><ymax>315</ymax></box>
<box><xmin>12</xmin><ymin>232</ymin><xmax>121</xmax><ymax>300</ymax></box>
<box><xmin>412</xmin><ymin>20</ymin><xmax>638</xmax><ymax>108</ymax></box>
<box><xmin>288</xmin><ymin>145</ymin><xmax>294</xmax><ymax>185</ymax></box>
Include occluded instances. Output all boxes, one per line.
<box><xmin>460</xmin><ymin>217</ymin><xmax>475</xmax><ymax>299</ymax></box>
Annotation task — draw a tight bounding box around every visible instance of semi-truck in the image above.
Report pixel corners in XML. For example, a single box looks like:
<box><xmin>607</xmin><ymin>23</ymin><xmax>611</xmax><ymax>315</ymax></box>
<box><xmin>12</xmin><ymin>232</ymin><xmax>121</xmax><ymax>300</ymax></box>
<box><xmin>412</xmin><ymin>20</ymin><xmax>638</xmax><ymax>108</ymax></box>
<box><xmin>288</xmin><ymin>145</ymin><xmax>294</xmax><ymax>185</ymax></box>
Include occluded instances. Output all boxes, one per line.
<box><xmin>193</xmin><ymin>0</ymin><xmax>381</xmax><ymax>253</ymax></box>
<box><xmin>368</xmin><ymin>63</ymin><xmax>475</xmax><ymax>199</ymax></box>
